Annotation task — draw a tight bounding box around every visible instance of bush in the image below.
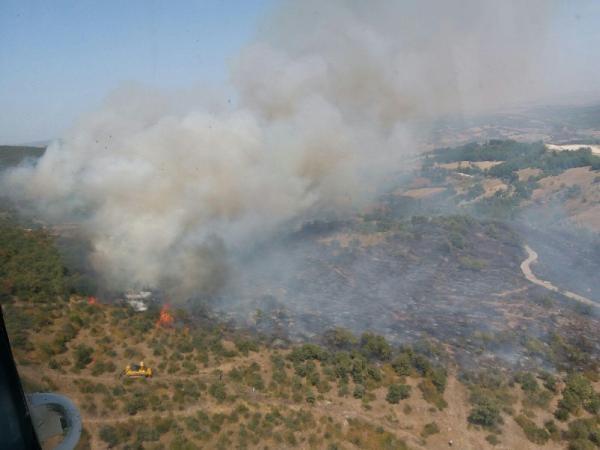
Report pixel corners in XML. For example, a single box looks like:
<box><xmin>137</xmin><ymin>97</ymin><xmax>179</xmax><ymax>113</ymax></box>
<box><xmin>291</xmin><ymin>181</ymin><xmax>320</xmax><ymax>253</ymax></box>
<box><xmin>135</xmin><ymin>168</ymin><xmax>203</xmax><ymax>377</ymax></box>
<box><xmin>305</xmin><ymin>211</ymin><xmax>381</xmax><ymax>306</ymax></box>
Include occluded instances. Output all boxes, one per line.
<box><xmin>458</xmin><ymin>256</ymin><xmax>487</xmax><ymax>271</ymax></box>
<box><xmin>386</xmin><ymin>384</ymin><xmax>411</xmax><ymax>404</ymax></box>
<box><xmin>568</xmin><ymin>440</ymin><xmax>596</xmax><ymax>450</ymax></box>
<box><xmin>306</xmin><ymin>389</ymin><xmax>316</xmax><ymax>404</ymax></box>
<box><xmin>73</xmin><ymin>344</ymin><xmax>93</xmax><ymax>369</ymax></box>
<box><xmin>419</xmin><ymin>379</ymin><xmax>447</xmax><ymax>410</ymax></box>
<box><xmin>428</xmin><ymin>367</ymin><xmax>448</xmax><ymax>393</ymax></box>
<box><xmin>324</xmin><ymin>327</ymin><xmax>357</xmax><ymax>350</ymax></box>
<box><xmin>421</xmin><ymin>422</ymin><xmax>440</xmax><ymax>438</ymax></box>
<box><xmin>544</xmin><ymin>419</ymin><xmax>559</xmax><ymax>439</ymax></box>
<box><xmin>209</xmin><ymin>381</ymin><xmax>227</xmax><ymax>402</ymax></box>
<box><xmin>486</xmin><ymin>434</ymin><xmax>500</xmax><ymax>446</ymax></box>
<box><xmin>136</xmin><ymin>424</ymin><xmax>160</xmax><ymax>442</ymax></box>
<box><xmin>289</xmin><ymin>344</ymin><xmax>328</xmax><ymax>363</ymax></box>
<box><xmin>514</xmin><ymin>415</ymin><xmax>550</xmax><ymax>445</ymax></box>
<box><xmin>353</xmin><ymin>385</ymin><xmax>365</xmax><ymax>399</ymax></box>
<box><xmin>234</xmin><ymin>337</ymin><xmax>259</xmax><ymax>355</ymax></box>
<box><xmin>554</xmin><ymin>407</ymin><xmax>569</xmax><ymax>422</ymax></box>
<box><xmin>99</xmin><ymin>425</ymin><xmax>121</xmax><ymax>447</ymax></box>
<box><xmin>468</xmin><ymin>398</ymin><xmax>502</xmax><ymax>428</ymax></box>
<box><xmin>564</xmin><ymin>418</ymin><xmax>600</xmax><ymax>449</ymax></box>
<box><xmin>539</xmin><ymin>372</ymin><xmax>558</xmax><ymax>392</ymax></box>
<box><xmin>125</xmin><ymin>391</ymin><xmax>147</xmax><ymax>415</ymax></box>
<box><xmin>514</xmin><ymin>372</ymin><xmax>538</xmax><ymax>392</ymax></box>
<box><xmin>557</xmin><ymin>373</ymin><xmax>600</xmax><ymax>417</ymax></box>
<box><xmin>337</xmin><ymin>382</ymin><xmax>349</xmax><ymax>397</ymax></box>
<box><xmin>391</xmin><ymin>353</ymin><xmax>412</xmax><ymax>376</ymax></box>
<box><xmin>359</xmin><ymin>333</ymin><xmax>392</xmax><ymax>360</ymax></box>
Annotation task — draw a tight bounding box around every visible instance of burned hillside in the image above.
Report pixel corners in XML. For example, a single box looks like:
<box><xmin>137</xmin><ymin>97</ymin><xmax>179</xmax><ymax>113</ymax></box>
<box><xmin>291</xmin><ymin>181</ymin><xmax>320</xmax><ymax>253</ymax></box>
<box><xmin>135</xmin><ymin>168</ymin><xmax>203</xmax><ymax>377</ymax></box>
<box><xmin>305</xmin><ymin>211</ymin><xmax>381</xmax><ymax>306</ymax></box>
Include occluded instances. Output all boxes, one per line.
<box><xmin>216</xmin><ymin>214</ymin><xmax>599</xmax><ymax>372</ymax></box>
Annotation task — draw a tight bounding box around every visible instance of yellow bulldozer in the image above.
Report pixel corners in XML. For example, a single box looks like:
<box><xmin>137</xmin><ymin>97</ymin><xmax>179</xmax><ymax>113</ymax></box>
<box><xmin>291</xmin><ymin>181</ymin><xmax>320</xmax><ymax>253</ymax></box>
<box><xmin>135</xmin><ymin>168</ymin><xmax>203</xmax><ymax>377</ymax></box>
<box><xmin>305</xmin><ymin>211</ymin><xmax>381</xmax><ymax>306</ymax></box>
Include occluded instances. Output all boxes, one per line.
<box><xmin>123</xmin><ymin>361</ymin><xmax>153</xmax><ymax>378</ymax></box>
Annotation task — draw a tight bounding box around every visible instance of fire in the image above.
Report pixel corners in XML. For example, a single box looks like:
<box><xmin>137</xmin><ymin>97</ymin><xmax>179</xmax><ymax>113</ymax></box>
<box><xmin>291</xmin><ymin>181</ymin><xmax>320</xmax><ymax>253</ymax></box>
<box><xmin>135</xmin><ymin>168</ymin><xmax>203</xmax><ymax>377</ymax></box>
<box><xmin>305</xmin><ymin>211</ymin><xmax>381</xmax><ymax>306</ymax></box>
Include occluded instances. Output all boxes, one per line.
<box><xmin>88</xmin><ymin>296</ymin><xmax>98</xmax><ymax>305</ymax></box>
<box><xmin>156</xmin><ymin>304</ymin><xmax>174</xmax><ymax>328</ymax></box>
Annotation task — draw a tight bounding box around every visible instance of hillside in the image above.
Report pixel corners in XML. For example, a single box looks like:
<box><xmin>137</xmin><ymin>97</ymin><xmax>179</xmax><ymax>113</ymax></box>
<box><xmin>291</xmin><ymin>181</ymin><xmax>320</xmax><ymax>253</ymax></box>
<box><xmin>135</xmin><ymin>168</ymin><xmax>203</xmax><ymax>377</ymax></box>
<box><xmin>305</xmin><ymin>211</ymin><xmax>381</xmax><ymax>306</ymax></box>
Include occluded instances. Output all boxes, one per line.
<box><xmin>0</xmin><ymin>218</ymin><xmax>598</xmax><ymax>449</ymax></box>
<box><xmin>0</xmin><ymin>141</ymin><xmax>599</xmax><ymax>449</ymax></box>
<box><xmin>6</xmin><ymin>294</ymin><xmax>598</xmax><ymax>450</ymax></box>
<box><xmin>0</xmin><ymin>145</ymin><xmax>45</xmax><ymax>169</ymax></box>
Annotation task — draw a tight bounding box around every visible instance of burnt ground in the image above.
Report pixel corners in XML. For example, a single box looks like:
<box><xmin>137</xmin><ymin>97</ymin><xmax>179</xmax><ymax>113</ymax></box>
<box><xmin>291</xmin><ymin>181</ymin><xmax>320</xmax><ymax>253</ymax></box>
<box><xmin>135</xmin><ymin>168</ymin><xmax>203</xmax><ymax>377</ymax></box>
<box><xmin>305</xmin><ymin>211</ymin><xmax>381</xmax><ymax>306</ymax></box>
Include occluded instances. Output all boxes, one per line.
<box><xmin>212</xmin><ymin>215</ymin><xmax>599</xmax><ymax>372</ymax></box>
<box><xmin>516</xmin><ymin>223</ymin><xmax>600</xmax><ymax>301</ymax></box>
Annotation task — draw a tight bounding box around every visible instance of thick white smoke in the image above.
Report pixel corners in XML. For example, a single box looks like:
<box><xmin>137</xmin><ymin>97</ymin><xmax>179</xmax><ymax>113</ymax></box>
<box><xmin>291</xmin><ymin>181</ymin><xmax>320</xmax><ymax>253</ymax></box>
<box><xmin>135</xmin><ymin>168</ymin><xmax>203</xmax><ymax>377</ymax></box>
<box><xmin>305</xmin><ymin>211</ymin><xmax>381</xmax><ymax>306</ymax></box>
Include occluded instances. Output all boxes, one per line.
<box><xmin>3</xmin><ymin>0</ymin><xmax>556</xmax><ymax>298</ymax></box>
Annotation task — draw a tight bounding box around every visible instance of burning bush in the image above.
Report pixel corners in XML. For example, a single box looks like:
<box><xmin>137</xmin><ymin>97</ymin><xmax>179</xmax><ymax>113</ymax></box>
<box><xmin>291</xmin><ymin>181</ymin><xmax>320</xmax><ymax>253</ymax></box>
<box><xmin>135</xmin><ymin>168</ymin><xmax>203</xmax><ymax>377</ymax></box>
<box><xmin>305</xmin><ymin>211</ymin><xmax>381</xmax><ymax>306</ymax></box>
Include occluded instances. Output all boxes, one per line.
<box><xmin>156</xmin><ymin>304</ymin><xmax>174</xmax><ymax>328</ymax></box>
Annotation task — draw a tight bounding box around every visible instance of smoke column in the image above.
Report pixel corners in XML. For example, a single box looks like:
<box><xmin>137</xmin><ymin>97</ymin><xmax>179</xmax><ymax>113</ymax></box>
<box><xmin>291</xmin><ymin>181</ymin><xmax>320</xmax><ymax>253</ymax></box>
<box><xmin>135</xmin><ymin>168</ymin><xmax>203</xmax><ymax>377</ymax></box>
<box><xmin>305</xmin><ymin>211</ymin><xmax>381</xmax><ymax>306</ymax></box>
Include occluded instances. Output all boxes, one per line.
<box><xmin>3</xmin><ymin>0</ymin><xmax>556</xmax><ymax>298</ymax></box>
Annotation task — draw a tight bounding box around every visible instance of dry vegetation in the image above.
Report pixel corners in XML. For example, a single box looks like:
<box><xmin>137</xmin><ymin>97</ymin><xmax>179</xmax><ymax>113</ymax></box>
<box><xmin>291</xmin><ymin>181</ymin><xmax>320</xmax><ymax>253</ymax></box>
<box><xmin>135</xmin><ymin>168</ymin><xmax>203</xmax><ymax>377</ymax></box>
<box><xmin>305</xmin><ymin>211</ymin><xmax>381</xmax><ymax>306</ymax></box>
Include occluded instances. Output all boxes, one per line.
<box><xmin>2</xmin><ymin>296</ymin><xmax>598</xmax><ymax>450</ymax></box>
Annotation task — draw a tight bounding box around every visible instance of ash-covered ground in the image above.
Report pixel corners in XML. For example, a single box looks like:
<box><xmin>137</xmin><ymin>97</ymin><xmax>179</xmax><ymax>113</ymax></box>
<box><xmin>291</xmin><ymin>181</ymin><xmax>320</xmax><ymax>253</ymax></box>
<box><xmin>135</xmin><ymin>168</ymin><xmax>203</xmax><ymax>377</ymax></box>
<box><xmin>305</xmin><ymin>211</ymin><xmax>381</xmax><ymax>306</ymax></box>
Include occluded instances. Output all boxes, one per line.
<box><xmin>518</xmin><ymin>224</ymin><xmax>600</xmax><ymax>301</ymax></box>
<box><xmin>212</xmin><ymin>214</ymin><xmax>599</xmax><ymax>372</ymax></box>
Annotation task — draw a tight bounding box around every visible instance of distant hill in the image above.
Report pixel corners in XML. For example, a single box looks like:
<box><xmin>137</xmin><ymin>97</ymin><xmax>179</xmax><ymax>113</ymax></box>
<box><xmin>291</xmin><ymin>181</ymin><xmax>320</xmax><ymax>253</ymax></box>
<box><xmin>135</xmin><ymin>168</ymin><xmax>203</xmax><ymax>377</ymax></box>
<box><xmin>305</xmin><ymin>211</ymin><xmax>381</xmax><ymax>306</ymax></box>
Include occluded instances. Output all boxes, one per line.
<box><xmin>0</xmin><ymin>145</ymin><xmax>46</xmax><ymax>170</ymax></box>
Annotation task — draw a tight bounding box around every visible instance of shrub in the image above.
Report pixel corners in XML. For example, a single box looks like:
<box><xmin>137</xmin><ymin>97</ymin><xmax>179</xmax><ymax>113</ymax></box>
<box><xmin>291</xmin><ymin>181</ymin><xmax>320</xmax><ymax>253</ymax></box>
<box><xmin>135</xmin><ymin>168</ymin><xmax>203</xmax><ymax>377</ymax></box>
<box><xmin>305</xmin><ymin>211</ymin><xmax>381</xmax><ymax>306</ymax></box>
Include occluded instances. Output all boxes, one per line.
<box><xmin>289</xmin><ymin>344</ymin><xmax>328</xmax><ymax>363</ymax></box>
<box><xmin>359</xmin><ymin>333</ymin><xmax>392</xmax><ymax>360</ymax></box>
<box><xmin>514</xmin><ymin>415</ymin><xmax>550</xmax><ymax>445</ymax></box>
<box><xmin>48</xmin><ymin>359</ymin><xmax>59</xmax><ymax>370</ymax></box>
<box><xmin>353</xmin><ymin>385</ymin><xmax>365</xmax><ymax>399</ymax></box>
<box><xmin>337</xmin><ymin>382</ymin><xmax>350</xmax><ymax>397</ymax></box>
<box><xmin>386</xmin><ymin>384</ymin><xmax>411</xmax><ymax>404</ymax></box>
<box><xmin>136</xmin><ymin>424</ymin><xmax>160</xmax><ymax>442</ymax></box>
<box><xmin>234</xmin><ymin>337</ymin><xmax>259</xmax><ymax>356</ymax></box>
<box><xmin>468</xmin><ymin>398</ymin><xmax>502</xmax><ymax>428</ymax></box>
<box><xmin>419</xmin><ymin>379</ymin><xmax>448</xmax><ymax>410</ymax></box>
<box><xmin>428</xmin><ymin>367</ymin><xmax>448</xmax><ymax>393</ymax></box>
<box><xmin>564</xmin><ymin>418</ymin><xmax>600</xmax><ymax>448</ymax></box>
<box><xmin>458</xmin><ymin>256</ymin><xmax>487</xmax><ymax>271</ymax></box>
<box><xmin>73</xmin><ymin>344</ymin><xmax>93</xmax><ymax>369</ymax></box>
<box><xmin>568</xmin><ymin>440</ymin><xmax>596</xmax><ymax>450</ymax></box>
<box><xmin>514</xmin><ymin>372</ymin><xmax>538</xmax><ymax>392</ymax></box>
<box><xmin>99</xmin><ymin>426</ymin><xmax>121</xmax><ymax>447</ymax></box>
<box><xmin>486</xmin><ymin>434</ymin><xmax>500</xmax><ymax>446</ymax></box>
<box><xmin>306</xmin><ymin>389</ymin><xmax>316</xmax><ymax>404</ymax></box>
<box><xmin>209</xmin><ymin>381</ymin><xmax>227</xmax><ymax>402</ymax></box>
<box><xmin>544</xmin><ymin>419</ymin><xmax>559</xmax><ymax>439</ymax></box>
<box><xmin>391</xmin><ymin>353</ymin><xmax>412</xmax><ymax>376</ymax></box>
<box><xmin>539</xmin><ymin>372</ymin><xmax>558</xmax><ymax>392</ymax></box>
<box><xmin>421</xmin><ymin>422</ymin><xmax>440</xmax><ymax>438</ymax></box>
<box><xmin>557</xmin><ymin>373</ymin><xmax>599</xmax><ymax>417</ymax></box>
<box><xmin>125</xmin><ymin>391</ymin><xmax>147</xmax><ymax>415</ymax></box>
<box><xmin>554</xmin><ymin>407</ymin><xmax>569</xmax><ymax>421</ymax></box>
<box><xmin>324</xmin><ymin>327</ymin><xmax>357</xmax><ymax>350</ymax></box>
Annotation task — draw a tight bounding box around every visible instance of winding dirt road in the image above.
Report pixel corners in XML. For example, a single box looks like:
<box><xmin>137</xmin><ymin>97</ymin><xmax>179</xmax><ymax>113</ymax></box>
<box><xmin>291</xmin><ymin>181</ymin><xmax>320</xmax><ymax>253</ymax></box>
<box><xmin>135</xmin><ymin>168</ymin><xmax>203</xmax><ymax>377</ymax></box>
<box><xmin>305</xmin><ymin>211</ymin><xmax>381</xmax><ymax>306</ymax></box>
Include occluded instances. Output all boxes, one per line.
<box><xmin>520</xmin><ymin>245</ymin><xmax>597</xmax><ymax>307</ymax></box>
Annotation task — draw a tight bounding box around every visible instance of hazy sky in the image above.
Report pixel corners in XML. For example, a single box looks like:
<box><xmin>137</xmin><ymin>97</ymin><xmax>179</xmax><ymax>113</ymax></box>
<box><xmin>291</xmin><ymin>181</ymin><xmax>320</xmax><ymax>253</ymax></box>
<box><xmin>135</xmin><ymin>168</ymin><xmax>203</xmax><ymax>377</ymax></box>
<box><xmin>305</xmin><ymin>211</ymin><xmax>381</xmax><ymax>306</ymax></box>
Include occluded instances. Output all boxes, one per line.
<box><xmin>0</xmin><ymin>0</ymin><xmax>273</xmax><ymax>144</ymax></box>
<box><xmin>1</xmin><ymin>0</ymin><xmax>599</xmax><ymax>144</ymax></box>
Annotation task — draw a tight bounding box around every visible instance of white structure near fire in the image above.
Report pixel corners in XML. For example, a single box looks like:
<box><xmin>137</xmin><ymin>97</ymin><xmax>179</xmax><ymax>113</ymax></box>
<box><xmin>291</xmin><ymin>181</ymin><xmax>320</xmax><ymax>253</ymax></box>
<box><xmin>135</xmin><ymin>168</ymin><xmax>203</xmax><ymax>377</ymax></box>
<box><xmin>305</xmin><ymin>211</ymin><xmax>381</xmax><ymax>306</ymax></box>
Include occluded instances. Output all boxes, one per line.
<box><xmin>123</xmin><ymin>291</ymin><xmax>152</xmax><ymax>312</ymax></box>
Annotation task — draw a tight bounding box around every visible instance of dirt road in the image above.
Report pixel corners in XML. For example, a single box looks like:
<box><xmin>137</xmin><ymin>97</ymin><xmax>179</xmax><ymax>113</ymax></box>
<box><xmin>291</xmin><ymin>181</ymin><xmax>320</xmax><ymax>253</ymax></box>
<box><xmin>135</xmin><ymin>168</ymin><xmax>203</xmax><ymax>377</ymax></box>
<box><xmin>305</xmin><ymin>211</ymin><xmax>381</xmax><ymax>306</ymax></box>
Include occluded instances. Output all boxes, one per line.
<box><xmin>520</xmin><ymin>245</ymin><xmax>597</xmax><ymax>307</ymax></box>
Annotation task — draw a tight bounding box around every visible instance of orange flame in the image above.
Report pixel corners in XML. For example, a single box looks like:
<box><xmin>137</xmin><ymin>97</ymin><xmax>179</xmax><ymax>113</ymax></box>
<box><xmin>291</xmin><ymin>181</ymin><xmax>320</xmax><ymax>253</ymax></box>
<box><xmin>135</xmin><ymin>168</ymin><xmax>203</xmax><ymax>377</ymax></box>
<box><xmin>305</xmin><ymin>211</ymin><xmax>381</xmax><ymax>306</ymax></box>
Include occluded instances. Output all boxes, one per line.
<box><xmin>88</xmin><ymin>296</ymin><xmax>98</xmax><ymax>305</ymax></box>
<box><xmin>156</xmin><ymin>304</ymin><xmax>174</xmax><ymax>328</ymax></box>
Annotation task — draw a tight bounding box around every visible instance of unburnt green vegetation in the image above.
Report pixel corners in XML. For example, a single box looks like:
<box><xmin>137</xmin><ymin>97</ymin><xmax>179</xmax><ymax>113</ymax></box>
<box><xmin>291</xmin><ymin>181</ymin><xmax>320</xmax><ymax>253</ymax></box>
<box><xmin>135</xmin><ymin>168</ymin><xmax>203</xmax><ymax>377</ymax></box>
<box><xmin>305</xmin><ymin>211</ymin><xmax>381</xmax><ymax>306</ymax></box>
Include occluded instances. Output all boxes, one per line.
<box><xmin>0</xmin><ymin>222</ymin><xmax>68</xmax><ymax>303</ymax></box>
<box><xmin>420</xmin><ymin>139</ymin><xmax>600</xmax><ymax>220</ymax></box>
<box><xmin>430</xmin><ymin>140</ymin><xmax>600</xmax><ymax>176</ymax></box>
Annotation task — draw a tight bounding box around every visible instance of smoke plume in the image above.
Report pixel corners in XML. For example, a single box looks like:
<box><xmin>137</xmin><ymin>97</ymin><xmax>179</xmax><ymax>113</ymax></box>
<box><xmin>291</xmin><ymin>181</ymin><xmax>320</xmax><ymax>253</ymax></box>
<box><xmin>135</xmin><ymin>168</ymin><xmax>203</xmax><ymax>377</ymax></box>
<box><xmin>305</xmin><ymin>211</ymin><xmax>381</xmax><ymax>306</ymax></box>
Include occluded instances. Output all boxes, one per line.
<box><xmin>3</xmin><ymin>0</ymin><xmax>556</xmax><ymax>298</ymax></box>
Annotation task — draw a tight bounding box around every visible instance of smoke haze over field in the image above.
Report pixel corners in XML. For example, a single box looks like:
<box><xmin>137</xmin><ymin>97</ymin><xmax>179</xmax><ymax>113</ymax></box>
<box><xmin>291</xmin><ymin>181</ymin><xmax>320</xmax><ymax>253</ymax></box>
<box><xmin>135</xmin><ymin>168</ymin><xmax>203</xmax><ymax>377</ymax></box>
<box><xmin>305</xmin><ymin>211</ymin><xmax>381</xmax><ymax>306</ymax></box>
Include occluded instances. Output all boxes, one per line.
<box><xmin>2</xmin><ymin>1</ymin><xmax>567</xmax><ymax>298</ymax></box>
